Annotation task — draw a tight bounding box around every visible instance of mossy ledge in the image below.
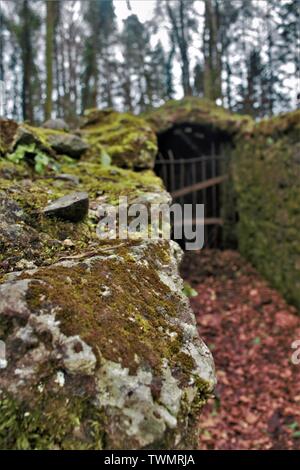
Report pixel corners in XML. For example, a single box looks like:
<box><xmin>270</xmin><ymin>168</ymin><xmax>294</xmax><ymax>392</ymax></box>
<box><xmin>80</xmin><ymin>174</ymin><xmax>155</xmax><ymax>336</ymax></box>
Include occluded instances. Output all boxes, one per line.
<box><xmin>0</xmin><ymin>108</ymin><xmax>215</xmax><ymax>449</ymax></box>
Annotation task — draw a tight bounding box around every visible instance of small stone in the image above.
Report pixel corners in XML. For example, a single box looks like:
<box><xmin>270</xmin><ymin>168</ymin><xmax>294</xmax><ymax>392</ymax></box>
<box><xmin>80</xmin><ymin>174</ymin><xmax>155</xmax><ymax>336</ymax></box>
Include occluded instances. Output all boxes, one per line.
<box><xmin>63</xmin><ymin>238</ymin><xmax>75</xmax><ymax>247</ymax></box>
<box><xmin>12</xmin><ymin>126</ymin><xmax>56</xmax><ymax>157</ymax></box>
<box><xmin>43</xmin><ymin>192</ymin><xmax>89</xmax><ymax>222</ymax></box>
<box><xmin>99</xmin><ymin>285</ymin><xmax>111</xmax><ymax>297</ymax></box>
<box><xmin>54</xmin><ymin>371</ymin><xmax>65</xmax><ymax>387</ymax></box>
<box><xmin>0</xmin><ymin>358</ymin><xmax>7</xmax><ymax>369</ymax></box>
<box><xmin>47</xmin><ymin>133</ymin><xmax>89</xmax><ymax>159</ymax></box>
<box><xmin>15</xmin><ymin>259</ymin><xmax>37</xmax><ymax>270</ymax></box>
<box><xmin>54</xmin><ymin>173</ymin><xmax>80</xmax><ymax>185</ymax></box>
<box><xmin>42</xmin><ymin>118</ymin><xmax>70</xmax><ymax>132</ymax></box>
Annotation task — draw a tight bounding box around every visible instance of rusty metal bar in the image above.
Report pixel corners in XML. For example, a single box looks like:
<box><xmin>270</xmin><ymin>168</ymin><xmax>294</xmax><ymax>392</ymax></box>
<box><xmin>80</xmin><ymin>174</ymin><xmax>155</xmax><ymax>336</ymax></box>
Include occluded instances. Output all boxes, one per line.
<box><xmin>167</xmin><ymin>149</ymin><xmax>176</xmax><ymax>193</ymax></box>
<box><xmin>155</xmin><ymin>155</ymin><xmax>225</xmax><ymax>164</ymax></box>
<box><xmin>171</xmin><ymin>174</ymin><xmax>228</xmax><ymax>199</ymax></box>
<box><xmin>202</xmin><ymin>157</ymin><xmax>207</xmax><ymax>245</ymax></box>
<box><xmin>191</xmin><ymin>160</ymin><xmax>197</xmax><ymax>206</ymax></box>
<box><xmin>212</xmin><ymin>142</ymin><xmax>217</xmax><ymax>232</ymax></box>
<box><xmin>173</xmin><ymin>128</ymin><xmax>199</xmax><ymax>155</ymax></box>
<box><xmin>180</xmin><ymin>157</ymin><xmax>185</xmax><ymax>206</ymax></box>
<box><xmin>158</xmin><ymin>152</ymin><xmax>168</xmax><ymax>189</ymax></box>
<box><xmin>173</xmin><ymin>217</ymin><xmax>224</xmax><ymax>227</ymax></box>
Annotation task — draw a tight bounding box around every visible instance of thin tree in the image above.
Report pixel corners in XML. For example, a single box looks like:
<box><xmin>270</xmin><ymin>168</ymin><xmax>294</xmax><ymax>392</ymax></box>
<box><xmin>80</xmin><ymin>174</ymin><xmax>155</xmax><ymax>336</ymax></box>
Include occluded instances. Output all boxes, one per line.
<box><xmin>203</xmin><ymin>0</ymin><xmax>222</xmax><ymax>102</ymax></box>
<box><xmin>45</xmin><ymin>0</ymin><xmax>55</xmax><ymax>119</ymax></box>
<box><xmin>165</xmin><ymin>0</ymin><xmax>193</xmax><ymax>96</ymax></box>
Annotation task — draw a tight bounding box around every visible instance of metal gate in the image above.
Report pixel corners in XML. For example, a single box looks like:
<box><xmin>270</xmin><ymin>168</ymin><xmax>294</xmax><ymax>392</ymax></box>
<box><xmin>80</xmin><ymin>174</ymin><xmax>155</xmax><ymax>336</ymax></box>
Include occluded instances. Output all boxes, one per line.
<box><xmin>155</xmin><ymin>142</ymin><xmax>227</xmax><ymax>248</ymax></box>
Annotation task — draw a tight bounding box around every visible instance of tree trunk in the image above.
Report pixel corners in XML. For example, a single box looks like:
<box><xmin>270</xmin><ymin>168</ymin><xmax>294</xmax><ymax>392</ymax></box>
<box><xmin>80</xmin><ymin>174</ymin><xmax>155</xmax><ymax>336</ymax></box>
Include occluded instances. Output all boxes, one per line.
<box><xmin>179</xmin><ymin>0</ymin><xmax>191</xmax><ymax>95</ymax></box>
<box><xmin>45</xmin><ymin>0</ymin><xmax>55</xmax><ymax>120</ymax></box>
<box><xmin>166</xmin><ymin>1</ymin><xmax>191</xmax><ymax>96</ymax></box>
<box><xmin>203</xmin><ymin>0</ymin><xmax>222</xmax><ymax>102</ymax></box>
<box><xmin>21</xmin><ymin>0</ymin><xmax>34</xmax><ymax>122</ymax></box>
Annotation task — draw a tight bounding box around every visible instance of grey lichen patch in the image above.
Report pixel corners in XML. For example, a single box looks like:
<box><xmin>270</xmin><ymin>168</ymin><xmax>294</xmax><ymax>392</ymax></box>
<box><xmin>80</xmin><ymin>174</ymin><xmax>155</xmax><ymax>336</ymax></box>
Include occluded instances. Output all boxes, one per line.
<box><xmin>96</xmin><ymin>358</ymin><xmax>183</xmax><ymax>448</ymax></box>
<box><xmin>0</xmin><ymin>279</ymin><xmax>32</xmax><ymax>320</ymax></box>
<box><xmin>61</xmin><ymin>336</ymin><xmax>96</xmax><ymax>375</ymax></box>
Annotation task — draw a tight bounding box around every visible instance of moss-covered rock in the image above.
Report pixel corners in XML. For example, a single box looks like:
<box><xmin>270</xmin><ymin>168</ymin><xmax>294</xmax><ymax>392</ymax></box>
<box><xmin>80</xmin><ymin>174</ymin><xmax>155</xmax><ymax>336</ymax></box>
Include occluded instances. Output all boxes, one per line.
<box><xmin>0</xmin><ymin>239</ymin><xmax>215</xmax><ymax>449</ymax></box>
<box><xmin>0</xmin><ymin>119</ymin><xmax>19</xmax><ymax>156</ymax></box>
<box><xmin>79</xmin><ymin>108</ymin><xmax>157</xmax><ymax>169</ymax></box>
<box><xmin>0</xmin><ymin>108</ymin><xmax>215</xmax><ymax>449</ymax></box>
<box><xmin>233</xmin><ymin>110</ymin><xmax>300</xmax><ymax>309</ymax></box>
<box><xmin>144</xmin><ymin>97</ymin><xmax>252</xmax><ymax>135</ymax></box>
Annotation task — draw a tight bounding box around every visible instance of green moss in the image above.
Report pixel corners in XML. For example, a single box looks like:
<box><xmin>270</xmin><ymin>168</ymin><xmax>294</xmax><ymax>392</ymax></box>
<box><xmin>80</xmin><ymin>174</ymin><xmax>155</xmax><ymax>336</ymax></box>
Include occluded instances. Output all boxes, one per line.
<box><xmin>250</xmin><ymin>109</ymin><xmax>300</xmax><ymax>137</ymax></box>
<box><xmin>12</xmin><ymin>124</ymin><xmax>58</xmax><ymax>155</ymax></box>
<box><xmin>0</xmin><ymin>154</ymin><xmax>163</xmax><ymax>274</ymax></box>
<box><xmin>144</xmin><ymin>97</ymin><xmax>253</xmax><ymax>135</ymax></box>
<box><xmin>79</xmin><ymin>108</ymin><xmax>157</xmax><ymax>169</ymax></box>
<box><xmin>233</xmin><ymin>110</ymin><xmax>300</xmax><ymax>309</ymax></box>
<box><xmin>25</xmin><ymin>242</ymin><xmax>193</xmax><ymax>379</ymax></box>
<box><xmin>0</xmin><ymin>391</ymin><xmax>104</xmax><ymax>450</ymax></box>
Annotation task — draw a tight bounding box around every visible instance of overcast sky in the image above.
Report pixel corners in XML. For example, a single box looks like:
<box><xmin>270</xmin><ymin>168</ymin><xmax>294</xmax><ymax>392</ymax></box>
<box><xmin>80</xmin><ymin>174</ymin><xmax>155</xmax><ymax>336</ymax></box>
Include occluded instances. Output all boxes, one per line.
<box><xmin>114</xmin><ymin>0</ymin><xmax>205</xmax><ymax>100</ymax></box>
<box><xmin>114</xmin><ymin>0</ymin><xmax>298</xmax><ymax>107</ymax></box>
<box><xmin>114</xmin><ymin>0</ymin><xmax>156</xmax><ymax>25</ymax></box>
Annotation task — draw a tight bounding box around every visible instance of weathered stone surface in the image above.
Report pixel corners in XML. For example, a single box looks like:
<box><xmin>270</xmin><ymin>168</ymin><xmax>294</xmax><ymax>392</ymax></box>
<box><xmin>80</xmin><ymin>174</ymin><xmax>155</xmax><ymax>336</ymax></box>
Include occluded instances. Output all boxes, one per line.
<box><xmin>42</xmin><ymin>119</ymin><xmax>70</xmax><ymax>132</ymax></box>
<box><xmin>0</xmin><ymin>194</ymin><xmax>45</xmax><ymax>272</ymax></box>
<box><xmin>11</xmin><ymin>124</ymin><xmax>54</xmax><ymax>155</ymax></box>
<box><xmin>43</xmin><ymin>192</ymin><xmax>89</xmax><ymax>222</ymax></box>
<box><xmin>0</xmin><ymin>104</ymin><xmax>216</xmax><ymax>450</ymax></box>
<box><xmin>0</xmin><ymin>240</ymin><xmax>215</xmax><ymax>449</ymax></box>
<box><xmin>12</xmin><ymin>125</ymin><xmax>40</xmax><ymax>148</ymax></box>
<box><xmin>47</xmin><ymin>133</ymin><xmax>90</xmax><ymax>159</ymax></box>
<box><xmin>54</xmin><ymin>174</ymin><xmax>80</xmax><ymax>185</ymax></box>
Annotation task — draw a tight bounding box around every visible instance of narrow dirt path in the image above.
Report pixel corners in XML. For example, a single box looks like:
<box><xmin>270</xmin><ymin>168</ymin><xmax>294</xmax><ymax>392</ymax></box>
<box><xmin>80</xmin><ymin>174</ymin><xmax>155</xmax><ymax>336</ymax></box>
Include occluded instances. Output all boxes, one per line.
<box><xmin>180</xmin><ymin>250</ymin><xmax>300</xmax><ymax>450</ymax></box>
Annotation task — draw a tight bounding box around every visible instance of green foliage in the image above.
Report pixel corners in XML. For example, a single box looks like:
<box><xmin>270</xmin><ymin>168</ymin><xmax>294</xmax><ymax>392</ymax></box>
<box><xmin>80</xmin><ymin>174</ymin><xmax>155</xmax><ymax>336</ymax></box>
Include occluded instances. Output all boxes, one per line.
<box><xmin>100</xmin><ymin>149</ymin><xmax>112</xmax><ymax>167</ymax></box>
<box><xmin>182</xmin><ymin>282</ymin><xmax>198</xmax><ymax>298</ymax></box>
<box><xmin>8</xmin><ymin>144</ymin><xmax>52</xmax><ymax>174</ymax></box>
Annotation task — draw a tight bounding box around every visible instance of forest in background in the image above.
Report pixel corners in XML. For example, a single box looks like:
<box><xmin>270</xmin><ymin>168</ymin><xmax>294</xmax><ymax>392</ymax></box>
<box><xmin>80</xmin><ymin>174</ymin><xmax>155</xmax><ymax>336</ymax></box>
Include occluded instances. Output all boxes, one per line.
<box><xmin>0</xmin><ymin>0</ymin><xmax>299</xmax><ymax>124</ymax></box>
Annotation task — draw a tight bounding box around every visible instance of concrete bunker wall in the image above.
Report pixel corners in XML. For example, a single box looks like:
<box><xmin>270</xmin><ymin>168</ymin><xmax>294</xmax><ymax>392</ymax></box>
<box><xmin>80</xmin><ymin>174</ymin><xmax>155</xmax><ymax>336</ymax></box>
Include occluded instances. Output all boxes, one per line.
<box><xmin>233</xmin><ymin>111</ymin><xmax>300</xmax><ymax>309</ymax></box>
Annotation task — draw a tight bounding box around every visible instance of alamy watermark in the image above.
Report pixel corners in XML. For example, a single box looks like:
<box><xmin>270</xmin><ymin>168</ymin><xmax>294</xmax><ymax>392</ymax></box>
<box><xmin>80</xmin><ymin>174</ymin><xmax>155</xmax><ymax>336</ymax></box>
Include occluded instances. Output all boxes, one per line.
<box><xmin>96</xmin><ymin>197</ymin><xmax>205</xmax><ymax>251</ymax></box>
<box><xmin>0</xmin><ymin>80</ymin><xmax>5</xmax><ymax>117</ymax></box>
<box><xmin>291</xmin><ymin>340</ymin><xmax>300</xmax><ymax>365</ymax></box>
<box><xmin>0</xmin><ymin>340</ymin><xmax>7</xmax><ymax>369</ymax></box>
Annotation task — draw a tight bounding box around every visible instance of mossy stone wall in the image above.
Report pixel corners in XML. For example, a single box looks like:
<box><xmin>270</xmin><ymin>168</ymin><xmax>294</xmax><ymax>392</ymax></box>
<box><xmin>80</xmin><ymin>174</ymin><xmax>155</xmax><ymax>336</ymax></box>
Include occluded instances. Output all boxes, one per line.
<box><xmin>233</xmin><ymin>111</ymin><xmax>300</xmax><ymax>309</ymax></box>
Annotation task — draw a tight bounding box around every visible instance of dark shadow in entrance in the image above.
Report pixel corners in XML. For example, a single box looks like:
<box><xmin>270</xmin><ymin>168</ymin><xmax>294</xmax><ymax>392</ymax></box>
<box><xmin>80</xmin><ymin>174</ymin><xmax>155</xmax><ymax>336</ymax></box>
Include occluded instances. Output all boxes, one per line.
<box><xmin>154</xmin><ymin>122</ymin><xmax>231</xmax><ymax>249</ymax></box>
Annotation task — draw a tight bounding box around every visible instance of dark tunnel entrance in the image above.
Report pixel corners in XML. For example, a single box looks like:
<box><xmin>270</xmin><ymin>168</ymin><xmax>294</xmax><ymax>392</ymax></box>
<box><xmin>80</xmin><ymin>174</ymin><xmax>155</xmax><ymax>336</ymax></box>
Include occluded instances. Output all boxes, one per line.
<box><xmin>154</xmin><ymin>123</ymin><xmax>230</xmax><ymax>249</ymax></box>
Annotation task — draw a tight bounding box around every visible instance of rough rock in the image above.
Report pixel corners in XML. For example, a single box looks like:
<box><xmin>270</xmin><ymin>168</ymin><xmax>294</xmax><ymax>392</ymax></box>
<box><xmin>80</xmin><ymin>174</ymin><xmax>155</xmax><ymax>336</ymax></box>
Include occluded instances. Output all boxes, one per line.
<box><xmin>0</xmin><ymin>119</ymin><xmax>19</xmax><ymax>155</ymax></box>
<box><xmin>0</xmin><ymin>193</ymin><xmax>44</xmax><ymax>272</ymax></box>
<box><xmin>79</xmin><ymin>108</ymin><xmax>157</xmax><ymax>169</ymax></box>
<box><xmin>11</xmin><ymin>124</ymin><xmax>56</xmax><ymax>158</ymax></box>
<box><xmin>43</xmin><ymin>192</ymin><xmax>89</xmax><ymax>222</ymax></box>
<box><xmin>0</xmin><ymin>240</ymin><xmax>215</xmax><ymax>450</ymax></box>
<box><xmin>47</xmin><ymin>133</ymin><xmax>89</xmax><ymax>159</ymax></box>
<box><xmin>144</xmin><ymin>96</ymin><xmax>253</xmax><ymax>135</ymax></box>
<box><xmin>54</xmin><ymin>174</ymin><xmax>80</xmax><ymax>185</ymax></box>
<box><xmin>0</xmin><ymin>105</ymin><xmax>216</xmax><ymax>450</ymax></box>
<box><xmin>42</xmin><ymin>119</ymin><xmax>70</xmax><ymax>132</ymax></box>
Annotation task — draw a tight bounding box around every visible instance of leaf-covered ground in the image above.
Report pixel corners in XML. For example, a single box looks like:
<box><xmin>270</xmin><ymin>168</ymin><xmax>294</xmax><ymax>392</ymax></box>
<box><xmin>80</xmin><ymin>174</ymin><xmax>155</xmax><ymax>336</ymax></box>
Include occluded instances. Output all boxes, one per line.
<box><xmin>180</xmin><ymin>250</ymin><xmax>300</xmax><ymax>450</ymax></box>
